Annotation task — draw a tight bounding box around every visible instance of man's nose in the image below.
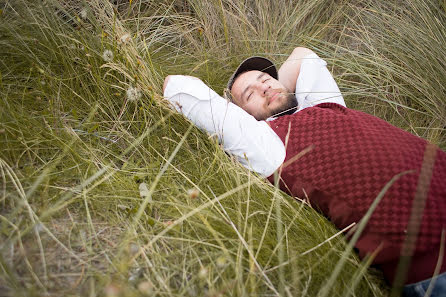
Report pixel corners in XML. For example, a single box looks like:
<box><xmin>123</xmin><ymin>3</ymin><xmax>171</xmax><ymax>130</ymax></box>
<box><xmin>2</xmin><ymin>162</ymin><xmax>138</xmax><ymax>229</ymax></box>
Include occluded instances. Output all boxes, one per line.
<box><xmin>256</xmin><ymin>81</ymin><xmax>269</xmax><ymax>95</ymax></box>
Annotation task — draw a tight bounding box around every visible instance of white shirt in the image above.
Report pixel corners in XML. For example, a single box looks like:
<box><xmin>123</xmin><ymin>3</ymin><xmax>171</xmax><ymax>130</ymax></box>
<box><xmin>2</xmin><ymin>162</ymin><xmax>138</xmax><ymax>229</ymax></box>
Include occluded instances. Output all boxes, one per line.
<box><xmin>163</xmin><ymin>53</ymin><xmax>345</xmax><ymax>177</ymax></box>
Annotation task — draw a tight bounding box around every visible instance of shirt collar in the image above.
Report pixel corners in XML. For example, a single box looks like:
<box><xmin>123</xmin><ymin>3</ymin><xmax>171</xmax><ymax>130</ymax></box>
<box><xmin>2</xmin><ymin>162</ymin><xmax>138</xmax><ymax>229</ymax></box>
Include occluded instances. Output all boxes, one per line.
<box><xmin>265</xmin><ymin>108</ymin><xmax>299</xmax><ymax>122</ymax></box>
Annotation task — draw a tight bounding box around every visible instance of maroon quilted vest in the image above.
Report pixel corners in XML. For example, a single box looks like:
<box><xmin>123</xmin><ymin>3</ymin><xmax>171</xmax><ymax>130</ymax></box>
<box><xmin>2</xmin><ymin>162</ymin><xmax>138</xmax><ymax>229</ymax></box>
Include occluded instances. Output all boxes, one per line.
<box><xmin>267</xmin><ymin>103</ymin><xmax>446</xmax><ymax>284</ymax></box>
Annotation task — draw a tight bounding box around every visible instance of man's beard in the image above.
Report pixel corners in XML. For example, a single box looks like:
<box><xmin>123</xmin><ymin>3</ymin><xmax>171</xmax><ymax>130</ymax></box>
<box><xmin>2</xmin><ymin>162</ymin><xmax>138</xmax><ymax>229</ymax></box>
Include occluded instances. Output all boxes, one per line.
<box><xmin>270</xmin><ymin>92</ymin><xmax>298</xmax><ymax>118</ymax></box>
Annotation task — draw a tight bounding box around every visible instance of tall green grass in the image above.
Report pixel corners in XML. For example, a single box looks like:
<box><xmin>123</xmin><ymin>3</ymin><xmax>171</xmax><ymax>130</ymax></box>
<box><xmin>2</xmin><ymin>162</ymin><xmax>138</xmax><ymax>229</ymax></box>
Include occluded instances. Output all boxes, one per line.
<box><xmin>321</xmin><ymin>0</ymin><xmax>446</xmax><ymax>148</ymax></box>
<box><xmin>0</xmin><ymin>0</ymin><xmax>444</xmax><ymax>296</ymax></box>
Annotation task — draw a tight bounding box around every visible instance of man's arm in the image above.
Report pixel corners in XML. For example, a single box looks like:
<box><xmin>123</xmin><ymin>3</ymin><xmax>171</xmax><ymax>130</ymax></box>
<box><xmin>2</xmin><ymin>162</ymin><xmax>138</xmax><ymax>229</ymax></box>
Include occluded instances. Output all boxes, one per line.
<box><xmin>163</xmin><ymin>75</ymin><xmax>171</xmax><ymax>92</ymax></box>
<box><xmin>163</xmin><ymin>75</ymin><xmax>200</xmax><ymax>92</ymax></box>
<box><xmin>278</xmin><ymin>47</ymin><xmax>345</xmax><ymax>109</ymax></box>
<box><xmin>163</xmin><ymin>75</ymin><xmax>286</xmax><ymax>177</ymax></box>
<box><xmin>278</xmin><ymin>47</ymin><xmax>314</xmax><ymax>93</ymax></box>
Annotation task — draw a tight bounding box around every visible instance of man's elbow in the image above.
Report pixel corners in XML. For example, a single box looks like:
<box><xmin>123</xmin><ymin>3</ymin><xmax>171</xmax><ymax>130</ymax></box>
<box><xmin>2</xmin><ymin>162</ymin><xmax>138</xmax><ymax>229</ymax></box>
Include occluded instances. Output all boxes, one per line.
<box><xmin>163</xmin><ymin>75</ymin><xmax>172</xmax><ymax>93</ymax></box>
<box><xmin>291</xmin><ymin>47</ymin><xmax>314</xmax><ymax>58</ymax></box>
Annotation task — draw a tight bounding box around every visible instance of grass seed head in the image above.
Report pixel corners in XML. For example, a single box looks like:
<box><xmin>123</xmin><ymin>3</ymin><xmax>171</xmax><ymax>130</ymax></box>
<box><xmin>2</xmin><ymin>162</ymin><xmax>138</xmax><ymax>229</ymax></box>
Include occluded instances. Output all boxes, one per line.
<box><xmin>198</xmin><ymin>266</ymin><xmax>208</xmax><ymax>279</ymax></box>
<box><xmin>187</xmin><ymin>188</ymin><xmax>199</xmax><ymax>199</ymax></box>
<box><xmin>129</xmin><ymin>243</ymin><xmax>139</xmax><ymax>255</ymax></box>
<box><xmin>120</xmin><ymin>33</ymin><xmax>131</xmax><ymax>44</ymax></box>
<box><xmin>139</xmin><ymin>182</ymin><xmax>149</xmax><ymax>198</ymax></box>
<box><xmin>127</xmin><ymin>86</ymin><xmax>141</xmax><ymax>102</ymax></box>
<box><xmin>102</xmin><ymin>49</ymin><xmax>113</xmax><ymax>62</ymax></box>
<box><xmin>80</xmin><ymin>7</ymin><xmax>87</xmax><ymax>20</ymax></box>
<box><xmin>138</xmin><ymin>281</ymin><xmax>153</xmax><ymax>295</ymax></box>
<box><xmin>34</xmin><ymin>222</ymin><xmax>44</xmax><ymax>233</ymax></box>
<box><xmin>104</xmin><ymin>283</ymin><xmax>121</xmax><ymax>297</ymax></box>
<box><xmin>216</xmin><ymin>256</ymin><xmax>226</xmax><ymax>268</ymax></box>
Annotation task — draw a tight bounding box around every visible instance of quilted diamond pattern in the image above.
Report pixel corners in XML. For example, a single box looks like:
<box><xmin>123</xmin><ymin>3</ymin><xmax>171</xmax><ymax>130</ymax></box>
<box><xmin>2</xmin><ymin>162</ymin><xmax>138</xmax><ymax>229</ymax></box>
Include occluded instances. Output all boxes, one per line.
<box><xmin>268</xmin><ymin>103</ymin><xmax>446</xmax><ymax>282</ymax></box>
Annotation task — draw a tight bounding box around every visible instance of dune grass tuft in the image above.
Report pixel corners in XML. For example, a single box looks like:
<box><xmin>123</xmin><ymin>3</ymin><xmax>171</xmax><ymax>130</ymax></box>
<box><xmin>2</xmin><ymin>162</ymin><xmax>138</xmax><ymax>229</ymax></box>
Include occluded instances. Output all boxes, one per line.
<box><xmin>1</xmin><ymin>0</ymin><xmax>444</xmax><ymax>296</ymax></box>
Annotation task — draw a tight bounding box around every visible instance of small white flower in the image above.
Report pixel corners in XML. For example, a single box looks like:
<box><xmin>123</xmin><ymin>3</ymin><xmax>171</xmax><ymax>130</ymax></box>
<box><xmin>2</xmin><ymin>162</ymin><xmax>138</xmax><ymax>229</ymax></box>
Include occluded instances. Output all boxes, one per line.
<box><xmin>80</xmin><ymin>7</ymin><xmax>88</xmax><ymax>20</ymax></box>
<box><xmin>129</xmin><ymin>243</ymin><xmax>139</xmax><ymax>255</ymax></box>
<box><xmin>138</xmin><ymin>281</ymin><xmax>153</xmax><ymax>294</ymax></box>
<box><xmin>216</xmin><ymin>256</ymin><xmax>226</xmax><ymax>268</ymax></box>
<box><xmin>34</xmin><ymin>222</ymin><xmax>44</xmax><ymax>233</ymax></box>
<box><xmin>198</xmin><ymin>267</ymin><xmax>208</xmax><ymax>279</ymax></box>
<box><xmin>120</xmin><ymin>33</ymin><xmax>131</xmax><ymax>44</ymax></box>
<box><xmin>104</xmin><ymin>283</ymin><xmax>121</xmax><ymax>297</ymax></box>
<box><xmin>139</xmin><ymin>182</ymin><xmax>150</xmax><ymax>199</ymax></box>
<box><xmin>187</xmin><ymin>188</ymin><xmax>199</xmax><ymax>199</ymax></box>
<box><xmin>117</xmin><ymin>204</ymin><xmax>129</xmax><ymax>210</ymax></box>
<box><xmin>126</xmin><ymin>86</ymin><xmax>141</xmax><ymax>102</ymax></box>
<box><xmin>102</xmin><ymin>49</ymin><xmax>113</xmax><ymax>62</ymax></box>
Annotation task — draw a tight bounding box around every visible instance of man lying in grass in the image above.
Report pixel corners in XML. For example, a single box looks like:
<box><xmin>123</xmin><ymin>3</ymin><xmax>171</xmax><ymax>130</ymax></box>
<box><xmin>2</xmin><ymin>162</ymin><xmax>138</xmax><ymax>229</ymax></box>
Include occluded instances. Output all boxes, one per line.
<box><xmin>163</xmin><ymin>47</ymin><xmax>446</xmax><ymax>297</ymax></box>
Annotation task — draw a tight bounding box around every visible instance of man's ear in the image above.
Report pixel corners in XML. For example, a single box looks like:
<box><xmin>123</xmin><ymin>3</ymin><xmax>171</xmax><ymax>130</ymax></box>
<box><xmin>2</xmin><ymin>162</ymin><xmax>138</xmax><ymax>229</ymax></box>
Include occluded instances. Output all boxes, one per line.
<box><xmin>163</xmin><ymin>75</ymin><xmax>172</xmax><ymax>93</ymax></box>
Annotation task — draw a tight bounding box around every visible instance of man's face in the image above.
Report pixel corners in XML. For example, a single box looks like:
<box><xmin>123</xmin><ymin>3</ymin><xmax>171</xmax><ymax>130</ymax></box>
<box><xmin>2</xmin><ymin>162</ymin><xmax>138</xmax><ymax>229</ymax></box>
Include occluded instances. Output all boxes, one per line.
<box><xmin>230</xmin><ymin>70</ymin><xmax>297</xmax><ymax>120</ymax></box>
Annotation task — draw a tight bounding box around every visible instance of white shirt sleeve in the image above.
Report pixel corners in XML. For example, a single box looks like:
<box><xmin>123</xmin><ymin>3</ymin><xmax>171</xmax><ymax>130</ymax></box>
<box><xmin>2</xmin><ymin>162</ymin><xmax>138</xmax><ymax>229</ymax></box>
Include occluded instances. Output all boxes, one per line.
<box><xmin>164</xmin><ymin>75</ymin><xmax>286</xmax><ymax>177</ymax></box>
<box><xmin>295</xmin><ymin>53</ymin><xmax>346</xmax><ymax>111</ymax></box>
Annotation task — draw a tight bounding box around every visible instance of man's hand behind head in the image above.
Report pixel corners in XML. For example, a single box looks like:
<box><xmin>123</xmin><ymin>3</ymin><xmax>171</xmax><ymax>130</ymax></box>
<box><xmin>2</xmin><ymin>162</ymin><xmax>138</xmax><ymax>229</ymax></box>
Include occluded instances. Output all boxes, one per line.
<box><xmin>278</xmin><ymin>47</ymin><xmax>314</xmax><ymax>93</ymax></box>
